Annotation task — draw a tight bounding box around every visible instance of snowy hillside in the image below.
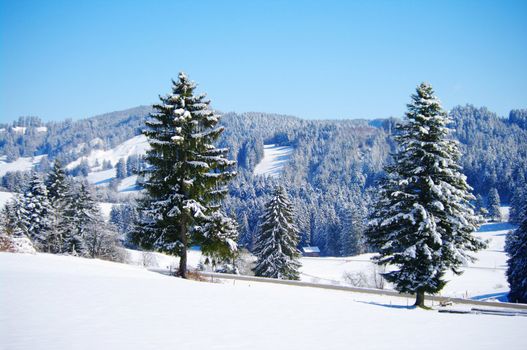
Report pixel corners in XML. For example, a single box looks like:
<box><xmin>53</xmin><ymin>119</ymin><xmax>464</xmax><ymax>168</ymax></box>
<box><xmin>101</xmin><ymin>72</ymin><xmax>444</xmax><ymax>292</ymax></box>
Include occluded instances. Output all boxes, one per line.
<box><xmin>253</xmin><ymin>144</ymin><xmax>293</xmax><ymax>177</ymax></box>
<box><xmin>1</xmin><ymin>252</ymin><xmax>525</xmax><ymax>350</ymax></box>
<box><xmin>0</xmin><ymin>155</ymin><xmax>46</xmax><ymax>177</ymax></box>
<box><xmin>86</xmin><ymin>168</ymin><xmax>140</xmax><ymax>192</ymax></box>
<box><xmin>63</xmin><ymin>134</ymin><xmax>149</xmax><ymax>193</ymax></box>
<box><xmin>67</xmin><ymin>134</ymin><xmax>149</xmax><ymax>170</ymax></box>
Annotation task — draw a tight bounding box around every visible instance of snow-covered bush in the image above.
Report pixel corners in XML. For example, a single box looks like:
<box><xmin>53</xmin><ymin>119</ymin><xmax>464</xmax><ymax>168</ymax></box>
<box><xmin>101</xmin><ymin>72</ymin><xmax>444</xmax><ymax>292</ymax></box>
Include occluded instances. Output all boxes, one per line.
<box><xmin>0</xmin><ymin>235</ymin><xmax>36</xmax><ymax>254</ymax></box>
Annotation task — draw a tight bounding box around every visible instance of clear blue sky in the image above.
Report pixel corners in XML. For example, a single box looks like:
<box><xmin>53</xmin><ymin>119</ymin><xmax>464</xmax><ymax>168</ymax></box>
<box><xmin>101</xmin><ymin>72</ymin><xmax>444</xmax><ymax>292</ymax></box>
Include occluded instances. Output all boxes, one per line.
<box><xmin>1</xmin><ymin>0</ymin><xmax>526</xmax><ymax>122</ymax></box>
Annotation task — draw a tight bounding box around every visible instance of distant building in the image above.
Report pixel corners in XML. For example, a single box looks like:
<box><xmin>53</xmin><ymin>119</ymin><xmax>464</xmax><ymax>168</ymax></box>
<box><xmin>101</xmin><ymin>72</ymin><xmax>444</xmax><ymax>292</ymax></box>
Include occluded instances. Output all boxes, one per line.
<box><xmin>301</xmin><ymin>246</ymin><xmax>320</xmax><ymax>257</ymax></box>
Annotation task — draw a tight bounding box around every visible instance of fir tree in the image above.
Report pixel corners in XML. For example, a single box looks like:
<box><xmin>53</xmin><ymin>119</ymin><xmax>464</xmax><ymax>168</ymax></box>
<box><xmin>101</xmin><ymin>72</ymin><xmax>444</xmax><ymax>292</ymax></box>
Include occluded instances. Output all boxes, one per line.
<box><xmin>487</xmin><ymin>187</ymin><xmax>502</xmax><ymax>222</ymax></box>
<box><xmin>474</xmin><ymin>194</ymin><xmax>488</xmax><ymax>216</ymax></box>
<box><xmin>133</xmin><ymin>72</ymin><xmax>237</xmax><ymax>278</ymax></box>
<box><xmin>116</xmin><ymin>158</ymin><xmax>127</xmax><ymax>179</ymax></box>
<box><xmin>111</xmin><ymin>202</ymin><xmax>139</xmax><ymax>247</ymax></box>
<box><xmin>0</xmin><ymin>199</ymin><xmax>36</xmax><ymax>253</ymax></box>
<box><xmin>17</xmin><ymin>173</ymin><xmax>53</xmax><ymax>251</ymax></box>
<box><xmin>45</xmin><ymin>160</ymin><xmax>69</xmax><ymax>253</ymax></box>
<box><xmin>340</xmin><ymin>207</ymin><xmax>367</xmax><ymax>256</ymax></box>
<box><xmin>365</xmin><ymin>83</ymin><xmax>486</xmax><ymax>308</ymax></box>
<box><xmin>62</xmin><ymin>183</ymin><xmax>98</xmax><ymax>256</ymax></box>
<box><xmin>506</xmin><ymin>200</ymin><xmax>527</xmax><ymax>303</ymax></box>
<box><xmin>0</xmin><ymin>200</ymin><xmax>23</xmax><ymax>237</ymax></box>
<box><xmin>253</xmin><ymin>186</ymin><xmax>301</xmax><ymax>280</ymax></box>
<box><xmin>509</xmin><ymin>181</ymin><xmax>526</xmax><ymax>224</ymax></box>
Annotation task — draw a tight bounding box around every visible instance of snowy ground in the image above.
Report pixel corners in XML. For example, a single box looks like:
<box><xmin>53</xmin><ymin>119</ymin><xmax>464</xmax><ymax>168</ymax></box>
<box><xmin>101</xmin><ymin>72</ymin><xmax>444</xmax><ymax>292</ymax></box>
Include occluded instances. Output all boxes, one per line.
<box><xmin>1</xmin><ymin>252</ymin><xmax>525</xmax><ymax>350</ymax></box>
<box><xmin>118</xmin><ymin>212</ymin><xmax>515</xmax><ymax>303</ymax></box>
<box><xmin>66</xmin><ymin>134</ymin><xmax>149</xmax><ymax>170</ymax></box>
<box><xmin>253</xmin><ymin>144</ymin><xmax>293</xmax><ymax>177</ymax></box>
<box><xmin>0</xmin><ymin>155</ymin><xmax>46</xmax><ymax>177</ymax></box>
<box><xmin>86</xmin><ymin>167</ymin><xmax>140</xmax><ymax>193</ymax></box>
<box><xmin>299</xmin><ymin>218</ymin><xmax>514</xmax><ymax>301</ymax></box>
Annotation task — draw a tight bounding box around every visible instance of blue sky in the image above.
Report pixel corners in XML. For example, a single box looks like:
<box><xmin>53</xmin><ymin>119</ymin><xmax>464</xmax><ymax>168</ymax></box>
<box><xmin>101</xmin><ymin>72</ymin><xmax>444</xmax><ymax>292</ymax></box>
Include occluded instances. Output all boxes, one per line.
<box><xmin>1</xmin><ymin>0</ymin><xmax>526</xmax><ymax>122</ymax></box>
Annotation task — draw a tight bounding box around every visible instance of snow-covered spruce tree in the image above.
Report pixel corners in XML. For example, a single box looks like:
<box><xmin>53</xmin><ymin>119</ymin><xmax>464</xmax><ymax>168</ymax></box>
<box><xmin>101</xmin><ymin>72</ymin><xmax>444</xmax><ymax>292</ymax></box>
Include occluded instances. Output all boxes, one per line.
<box><xmin>365</xmin><ymin>83</ymin><xmax>486</xmax><ymax>308</ymax></box>
<box><xmin>45</xmin><ymin>160</ymin><xmax>70</xmax><ymax>253</ymax></box>
<box><xmin>116</xmin><ymin>158</ymin><xmax>127</xmax><ymax>179</ymax></box>
<box><xmin>0</xmin><ymin>199</ymin><xmax>35</xmax><ymax>253</ymax></box>
<box><xmin>253</xmin><ymin>186</ymin><xmax>301</xmax><ymax>280</ymax></box>
<box><xmin>474</xmin><ymin>194</ymin><xmax>488</xmax><ymax>217</ymax></box>
<box><xmin>62</xmin><ymin>183</ymin><xmax>98</xmax><ymax>256</ymax></box>
<box><xmin>340</xmin><ymin>206</ymin><xmax>367</xmax><ymax>256</ymax></box>
<box><xmin>487</xmin><ymin>187</ymin><xmax>502</xmax><ymax>222</ymax></box>
<box><xmin>509</xmin><ymin>181</ymin><xmax>525</xmax><ymax>224</ymax></box>
<box><xmin>17</xmin><ymin>173</ymin><xmax>53</xmax><ymax>251</ymax></box>
<box><xmin>506</xmin><ymin>199</ymin><xmax>527</xmax><ymax>303</ymax></box>
<box><xmin>133</xmin><ymin>72</ymin><xmax>237</xmax><ymax>278</ymax></box>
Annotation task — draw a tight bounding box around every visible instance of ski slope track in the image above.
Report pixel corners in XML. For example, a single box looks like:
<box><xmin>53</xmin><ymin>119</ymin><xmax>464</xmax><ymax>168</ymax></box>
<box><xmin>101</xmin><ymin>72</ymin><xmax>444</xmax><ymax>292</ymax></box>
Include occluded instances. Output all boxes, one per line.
<box><xmin>1</xmin><ymin>252</ymin><xmax>525</xmax><ymax>350</ymax></box>
<box><xmin>253</xmin><ymin>144</ymin><xmax>293</xmax><ymax>177</ymax></box>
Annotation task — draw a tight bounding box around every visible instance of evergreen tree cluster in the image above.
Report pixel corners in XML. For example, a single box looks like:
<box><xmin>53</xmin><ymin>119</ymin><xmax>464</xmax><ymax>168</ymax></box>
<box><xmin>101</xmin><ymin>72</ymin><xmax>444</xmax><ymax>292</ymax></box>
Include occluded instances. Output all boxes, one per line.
<box><xmin>2</xmin><ymin>101</ymin><xmax>525</xmax><ymax>259</ymax></box>
<box><xmin>0</xmin><ymin>161</ymin><xmax>122</xmax><ymax>260</ymax></box>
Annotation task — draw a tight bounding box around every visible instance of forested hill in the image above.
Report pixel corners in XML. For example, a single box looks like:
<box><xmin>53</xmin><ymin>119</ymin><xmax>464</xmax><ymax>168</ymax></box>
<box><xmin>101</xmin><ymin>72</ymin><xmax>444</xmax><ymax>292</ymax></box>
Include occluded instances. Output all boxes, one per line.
<box><xmin>1</xmin><ymin>105</ymin><xmax>526</xmax><ymax>256</ymax></box>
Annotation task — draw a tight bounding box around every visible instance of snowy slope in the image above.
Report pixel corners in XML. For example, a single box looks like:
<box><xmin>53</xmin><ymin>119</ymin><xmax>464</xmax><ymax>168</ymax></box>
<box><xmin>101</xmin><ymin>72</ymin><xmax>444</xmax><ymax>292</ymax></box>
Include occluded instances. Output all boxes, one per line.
<box><xmin>86</xmin><ymin>168</ymin><xmax>140</xmax><ymax>193</ymax></box>
<box><xmin>118</xmin><ymin>175</ymin><xmax>140</xmax><ymax>192</ymax></box>
<box><xmin>86</xmin><ymin>168</ymin><xmax>116</xmax><ymax>185</ymax></box>
<box><xmin>0</xmin><ymin>155</ymin><xmax>46</xmax><ymax>177</ymax></box>
<box><xmin>1</xmin><ymin>252</ymin><xmax>525</xmax><ymax>350</ymax></box>
<box><xmin>253</xmin><ymin>144</ymin><xmax>293</xmax><ymax>177</ymax></box>
<box><xmin>67</xmin><ymin>134</ymin><xmax>149</xmax><ymax>170</ymax></box>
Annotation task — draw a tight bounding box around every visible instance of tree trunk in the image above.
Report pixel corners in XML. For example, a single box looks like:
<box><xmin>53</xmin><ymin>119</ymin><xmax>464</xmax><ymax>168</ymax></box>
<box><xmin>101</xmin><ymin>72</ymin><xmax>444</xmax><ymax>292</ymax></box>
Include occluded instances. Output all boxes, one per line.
<box><xmin>414</xmin><ymin>289</ymin><xmax>425</xmax><ymax>308</ymax></box>
<box><xmin>178</xmin><ymin>223</ymin><xmax>188</xmax><ymax>279</ymax></box>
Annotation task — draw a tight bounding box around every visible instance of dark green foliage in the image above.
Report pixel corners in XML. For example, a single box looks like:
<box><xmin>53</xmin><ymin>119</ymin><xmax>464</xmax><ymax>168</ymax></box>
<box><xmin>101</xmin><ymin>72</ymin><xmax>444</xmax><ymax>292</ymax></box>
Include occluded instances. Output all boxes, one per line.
<box><xmin>487</xmin><ymin>187</ymin><xmax>502</xmax><ymax>222</ymax></box>
<box><xmin>366</xmin><ymin>83</ymin><xmax>486</xmax><ymax>307</ymax></box>
<box><xmin>506</xmin><ymin>201</ymin><xmax>527</xmax><ymax>303</ymax></box>
<box><xmin>116</xmin><ymin>158</ymin><xmax>127</xmax><ymax>179</ymax></box>
<box><xmin>133</xmin><ymin>73</ymin><xmax>237</xmax><ymax>277</ymax></box>
<box><xmin>253</xmin><ymin>186</ymin><xmax>301</xmax><ymax>280</ymax></box>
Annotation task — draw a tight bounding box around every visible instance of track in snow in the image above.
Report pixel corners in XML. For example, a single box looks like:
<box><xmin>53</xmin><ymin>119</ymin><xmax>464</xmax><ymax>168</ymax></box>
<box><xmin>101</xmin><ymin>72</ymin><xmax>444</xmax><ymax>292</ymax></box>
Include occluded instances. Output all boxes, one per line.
<box><xmin>253</xmin><ymin>144</ymin><xmax>293</xmax><ymax>177</ymax></box>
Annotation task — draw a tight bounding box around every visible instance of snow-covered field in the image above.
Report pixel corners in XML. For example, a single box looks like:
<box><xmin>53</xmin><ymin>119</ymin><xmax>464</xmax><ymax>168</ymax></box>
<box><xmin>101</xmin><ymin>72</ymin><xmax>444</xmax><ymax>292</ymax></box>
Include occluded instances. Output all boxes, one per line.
<box><xmin>1</xmin><ymin>252</ymin><xmax>525</xmax><ymax>350</ymax></box>
<box><xmin>86</xmin><ymin>168</ymin><xmax>140</xmax><ymax>193</ymax></box>
<box><xmin>67</xmin><ymin>134</ymin><xmax>149</xmax><ymax>170</ymax></box>
<box><xmin>0</xmin><ymin>155</ymin><xmax>46</xmax><ymax>177</ymax></box>
<box><xmin>253</xmin><ymin>144</ymin><xmax>293</xmax><ymax>177</ymax></box>
<box><xmin>299</xmin><ymin>219</ymin><xmax>514</xmax><ymax>301</ymax></box>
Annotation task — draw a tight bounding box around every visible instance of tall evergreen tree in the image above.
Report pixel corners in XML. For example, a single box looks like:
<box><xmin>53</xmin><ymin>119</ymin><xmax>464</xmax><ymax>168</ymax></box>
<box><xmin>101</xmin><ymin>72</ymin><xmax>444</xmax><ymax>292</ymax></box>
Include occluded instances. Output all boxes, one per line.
<box><xmin>133</xmin><ymin>72</ymin><xmax>237</xmax><ymax>278</ymax></box>
<box><xmin>474</xmin><ymin>194</ymin><xmax>488</xmax><ymax>217</ymax></box>
<box><xmin>509</xmin><ymin>181</ymin><xmax>526</xmax><ymax>224</ymax></box>
<box><xmin>62</xmin><ymin>183</ymin><xmax>98</xmax><ymax>255</ymax></box>
<box><xmin>505</xmin><ymin>200</ymin><xmax>527</xmax><ymax>303</ymax></box>
<box><xmin>253</xmin><ymin>186</ymin><xmax>301</xmax><ymax>280</ymax></box>
<box><xmin>17</xmin><ymin>173</ymin><xmax>53</xmax><ymax>251</ymax></box>
<box><xmin>340</xmin><ymin>207</ymin><xmax>367</xmax><ymax>256</ymax></box>
<box><xmin>45</xmin><ymin>160</ymin><xmax>70</xmax><ymax>253</ymax></box>
<box><xmin>365</xmin><ymin>83</ymin><xmax>486</xmax><ymax>308</ymax></box>
<box><xmin>116</xmin><ymin>158</ymin><xmax>127</xmax><ymax>179</ymax></box>
<box><xmin>487</xmin><ymin>187</ymin><xmax>502</xmax><ymax>222</ymax></box>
